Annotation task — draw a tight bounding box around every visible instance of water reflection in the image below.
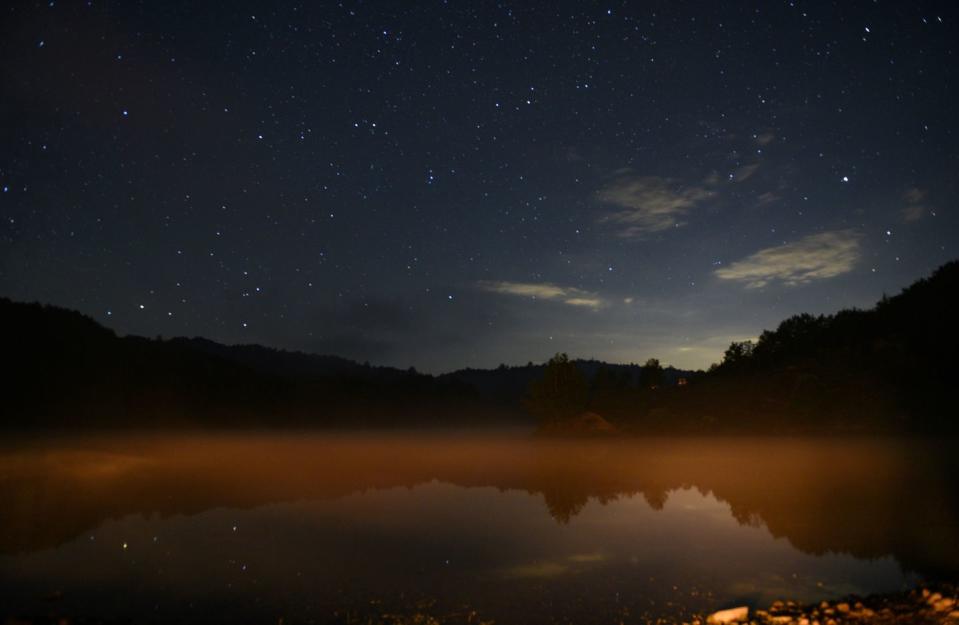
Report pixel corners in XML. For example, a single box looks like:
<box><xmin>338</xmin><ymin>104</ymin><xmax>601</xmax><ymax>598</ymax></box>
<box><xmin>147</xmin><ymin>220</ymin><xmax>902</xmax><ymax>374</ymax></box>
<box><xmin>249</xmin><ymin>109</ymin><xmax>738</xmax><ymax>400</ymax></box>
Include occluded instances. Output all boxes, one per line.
<box><xmin>0</xmin><ymin>432</ymin><xmax>956</xmax><ymax>623</ymax></box>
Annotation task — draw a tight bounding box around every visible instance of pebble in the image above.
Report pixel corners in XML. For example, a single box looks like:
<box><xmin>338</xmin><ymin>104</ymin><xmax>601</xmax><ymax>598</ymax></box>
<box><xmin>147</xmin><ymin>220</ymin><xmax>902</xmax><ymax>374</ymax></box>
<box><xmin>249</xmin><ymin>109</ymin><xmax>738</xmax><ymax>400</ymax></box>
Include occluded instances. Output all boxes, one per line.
<box><xmin>706</xmin><ymin>606</ymin><xmax>749</xmax><ymax>624</ymax></box>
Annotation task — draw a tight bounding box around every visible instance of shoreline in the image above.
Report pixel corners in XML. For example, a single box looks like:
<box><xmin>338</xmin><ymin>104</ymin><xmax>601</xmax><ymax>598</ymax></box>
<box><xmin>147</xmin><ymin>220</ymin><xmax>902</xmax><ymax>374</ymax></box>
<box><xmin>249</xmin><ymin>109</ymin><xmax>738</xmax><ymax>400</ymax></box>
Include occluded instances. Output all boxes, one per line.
<box><xmin>693</xmin><ymin>584</ymin><xmax>959</xmax><ymax>625</ymax></box>
<box><xmin>5</xmin><ymin>586</ymin><xmax>958</xmax><ymax>625</ymax></box>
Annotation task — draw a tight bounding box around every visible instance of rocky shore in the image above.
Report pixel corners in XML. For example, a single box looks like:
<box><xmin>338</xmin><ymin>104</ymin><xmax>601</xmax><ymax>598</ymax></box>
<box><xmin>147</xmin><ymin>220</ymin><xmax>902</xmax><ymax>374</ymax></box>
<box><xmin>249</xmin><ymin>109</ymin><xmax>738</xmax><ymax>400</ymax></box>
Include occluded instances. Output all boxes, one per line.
<box><xmin>693</xmin><ymin>585</ymin><xmax>959</xmax><ymax>625</ymax></box>
<box><xmin>5</xmin><ymin>585</ymin><xmax>957</xmax><ymax>625</ymax></box>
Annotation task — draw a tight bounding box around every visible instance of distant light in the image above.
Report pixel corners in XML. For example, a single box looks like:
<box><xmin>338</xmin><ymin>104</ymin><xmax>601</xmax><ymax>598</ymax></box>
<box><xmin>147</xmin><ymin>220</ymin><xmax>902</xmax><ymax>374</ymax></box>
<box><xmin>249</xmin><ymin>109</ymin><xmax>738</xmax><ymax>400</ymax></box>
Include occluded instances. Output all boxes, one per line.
<box><xmin>841</xmin><ymin>176</ymin><xmax>849</xmax><ymax>182</ymax></box>
<box><xmin>122</xmin><ymin>110</ymin><xmax>128</xmax><ymax>117</ymax></box>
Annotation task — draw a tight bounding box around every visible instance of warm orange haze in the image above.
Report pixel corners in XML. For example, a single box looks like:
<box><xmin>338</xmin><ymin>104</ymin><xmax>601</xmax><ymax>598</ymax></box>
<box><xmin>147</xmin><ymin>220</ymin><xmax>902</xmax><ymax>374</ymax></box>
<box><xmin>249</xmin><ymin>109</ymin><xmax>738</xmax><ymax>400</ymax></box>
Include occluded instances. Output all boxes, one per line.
<box><xmin>1</xmin><ymin>432</ymin><xmax>957</xmax><ymax>624</ymax></box>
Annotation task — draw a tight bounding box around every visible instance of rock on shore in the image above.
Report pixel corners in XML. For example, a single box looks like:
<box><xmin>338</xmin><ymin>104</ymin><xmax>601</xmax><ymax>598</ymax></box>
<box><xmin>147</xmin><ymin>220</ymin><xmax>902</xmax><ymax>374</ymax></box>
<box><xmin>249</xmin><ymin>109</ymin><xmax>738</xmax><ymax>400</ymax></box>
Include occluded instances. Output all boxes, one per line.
<box><xmin>707</xmin><ymin>606</ymin><xmax>750</xmax><ymax>623</ymax></box>
<box><xmin>690</xmin><ymin>584</ymin><xmax>959</xmax><ymax>625</ymax></box>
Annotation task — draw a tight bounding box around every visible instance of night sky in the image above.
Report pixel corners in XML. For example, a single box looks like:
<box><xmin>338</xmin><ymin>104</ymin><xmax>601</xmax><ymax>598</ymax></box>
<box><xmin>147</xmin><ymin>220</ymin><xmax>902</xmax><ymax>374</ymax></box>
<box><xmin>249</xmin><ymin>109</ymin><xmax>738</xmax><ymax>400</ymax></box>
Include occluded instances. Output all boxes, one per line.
<box><xmin>2</xmin><ymin>1</ymin><xmax>957</xmax><ymax>372</ymax></box>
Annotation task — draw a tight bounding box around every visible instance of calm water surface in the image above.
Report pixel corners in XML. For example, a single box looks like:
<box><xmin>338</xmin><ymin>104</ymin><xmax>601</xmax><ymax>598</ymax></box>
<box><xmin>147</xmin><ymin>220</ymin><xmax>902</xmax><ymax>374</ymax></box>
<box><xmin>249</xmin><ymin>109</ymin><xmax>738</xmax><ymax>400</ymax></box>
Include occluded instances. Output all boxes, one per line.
<box><xmin>0</xmin><ymin>431</ymin><xmax>957</xmax><ymax>624</ymax></box>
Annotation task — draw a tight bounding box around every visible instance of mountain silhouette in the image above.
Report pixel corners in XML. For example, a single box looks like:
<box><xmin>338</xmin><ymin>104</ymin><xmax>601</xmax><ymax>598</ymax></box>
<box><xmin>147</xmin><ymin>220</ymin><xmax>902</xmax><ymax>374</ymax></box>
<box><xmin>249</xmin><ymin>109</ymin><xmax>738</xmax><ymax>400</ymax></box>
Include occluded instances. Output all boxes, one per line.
<box><xmin>1</xmin><ymin>261</ymin><xmax>957</xmax><ymax>431</ymax></box>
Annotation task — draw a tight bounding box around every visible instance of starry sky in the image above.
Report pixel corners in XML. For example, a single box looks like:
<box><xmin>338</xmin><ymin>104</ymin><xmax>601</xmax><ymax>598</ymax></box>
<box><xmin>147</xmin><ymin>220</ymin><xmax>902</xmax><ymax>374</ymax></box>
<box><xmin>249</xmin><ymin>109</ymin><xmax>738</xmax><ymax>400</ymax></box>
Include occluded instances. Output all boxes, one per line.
<box><xmin>1</xmin><ymin>1</ymin><xmax>957</xmax><ymax>373</ymax></box>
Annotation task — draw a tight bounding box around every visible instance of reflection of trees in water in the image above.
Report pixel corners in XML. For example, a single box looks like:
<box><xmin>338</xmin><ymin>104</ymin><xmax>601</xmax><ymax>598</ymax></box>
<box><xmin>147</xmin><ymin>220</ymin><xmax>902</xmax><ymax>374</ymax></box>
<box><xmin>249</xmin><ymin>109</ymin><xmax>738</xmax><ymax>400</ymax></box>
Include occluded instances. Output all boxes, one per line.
<box><xmin>528</xmin><ymin>444</ymin><xmax>622</xmax><ymax>524</ymax></box>
<box><xmin>0</xmin><ymin>435</ymin><xmax>957</xmax><ymax>577</ymax></box>
<box><xmin>526</xmin><ymin>440</ymin><xmax>674</xmax><ymax>521</ymax></box>
<box><xmin>542</xmin><ymin>489</ymin><xmax>588</xmax><ymax>525</ymax></box>
<box><xmin>642</xmin><ymin>489</ymin><xmax>668</xmax><ymax>511</ymax></box>
<box><xmin>542</xmin><ymin>490</ymin><xmax>633</xmax><ymax>524</ymax></box>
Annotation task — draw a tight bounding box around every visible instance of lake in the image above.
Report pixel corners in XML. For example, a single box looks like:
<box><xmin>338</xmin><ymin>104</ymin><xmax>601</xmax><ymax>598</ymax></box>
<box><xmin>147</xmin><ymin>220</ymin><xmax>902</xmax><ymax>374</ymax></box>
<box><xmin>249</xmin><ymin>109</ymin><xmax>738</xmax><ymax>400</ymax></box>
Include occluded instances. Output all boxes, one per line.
<box><xmin>1</xmin><ymin>431</ymin><xmax>957</xmax><ymax>624</ymax></box>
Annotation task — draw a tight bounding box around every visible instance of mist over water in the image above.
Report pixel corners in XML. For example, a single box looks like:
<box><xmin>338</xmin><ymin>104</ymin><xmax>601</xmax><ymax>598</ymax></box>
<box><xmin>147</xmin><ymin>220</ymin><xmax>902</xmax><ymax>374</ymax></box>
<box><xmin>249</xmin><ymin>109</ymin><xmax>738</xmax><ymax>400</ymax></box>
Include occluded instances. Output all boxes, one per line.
<box><xmin>1</xmin><ymin>430</ymin><xmax>956</xmax><ymax>624</ymax></box>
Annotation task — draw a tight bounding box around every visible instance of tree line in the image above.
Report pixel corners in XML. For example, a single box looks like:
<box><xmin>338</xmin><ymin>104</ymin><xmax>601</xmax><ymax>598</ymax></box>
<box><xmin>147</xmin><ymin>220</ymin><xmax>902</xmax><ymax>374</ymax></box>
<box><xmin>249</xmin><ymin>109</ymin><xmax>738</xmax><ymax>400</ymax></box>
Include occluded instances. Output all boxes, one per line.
<box><xmin>524</xmin><ymin>261</ymin><xmax>959</xmax><ymax>433</ymax></box>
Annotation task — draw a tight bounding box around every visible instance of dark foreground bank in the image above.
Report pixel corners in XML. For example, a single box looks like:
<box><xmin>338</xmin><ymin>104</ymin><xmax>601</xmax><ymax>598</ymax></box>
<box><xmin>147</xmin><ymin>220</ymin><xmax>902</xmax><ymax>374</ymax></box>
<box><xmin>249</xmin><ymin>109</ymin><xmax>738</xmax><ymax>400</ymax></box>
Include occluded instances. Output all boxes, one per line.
<box><xmin>4</xmin><ymin>585</ymin><xmax>958</xmax><ymax>625</ymax></box>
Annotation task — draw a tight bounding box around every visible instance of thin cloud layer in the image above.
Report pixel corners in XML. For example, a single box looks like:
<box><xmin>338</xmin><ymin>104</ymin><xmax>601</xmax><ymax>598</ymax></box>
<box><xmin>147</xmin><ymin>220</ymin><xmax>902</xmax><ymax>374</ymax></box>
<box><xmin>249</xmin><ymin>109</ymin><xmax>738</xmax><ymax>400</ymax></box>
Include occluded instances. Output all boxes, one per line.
<box><xmin>732</xmin><ymin>162</ymin><xmax>760</xmax><ymax>182</ymax></box>
<box><xmin>478</xmin><ymin>281</ymin><xmax>605</xmax><ymax>309</ymax></box>
<box><xmin>715</xmin><ymin>230</ymin><xmax>862</xmax><ymax>288</ymax></box>
<box><xmin>754</xmin><ymin>131</ymin><xmax>777</xmax><ymax>146</ymax></box>
<box><xmin>902</xmin><ymin>187</ymin><xmax>927</xmax><ymax>222</ymax></box>
<box><xmin>597</xmin><ymin>175</ymin><xmax>714</xmax><ymax>236</ymax></box>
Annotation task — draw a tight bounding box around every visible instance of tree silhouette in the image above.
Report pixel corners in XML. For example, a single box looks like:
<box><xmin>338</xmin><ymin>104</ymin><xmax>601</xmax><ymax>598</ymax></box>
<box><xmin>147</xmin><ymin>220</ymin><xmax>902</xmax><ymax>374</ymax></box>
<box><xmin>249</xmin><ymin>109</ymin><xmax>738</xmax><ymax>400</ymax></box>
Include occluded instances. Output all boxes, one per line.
<box><xmin>722</xmin><ymin>340</ymin><xmax>755</xmax><ymax>367</ymax></box>
<box><xmin>523</xmin><ymin>353</ymin><xmax>588</xmax><ymax>425</ymax></box>
<box><xmin>640</xmin><ymin>358</ymin><xmax>664</xmax><ymax>389</ymax></box>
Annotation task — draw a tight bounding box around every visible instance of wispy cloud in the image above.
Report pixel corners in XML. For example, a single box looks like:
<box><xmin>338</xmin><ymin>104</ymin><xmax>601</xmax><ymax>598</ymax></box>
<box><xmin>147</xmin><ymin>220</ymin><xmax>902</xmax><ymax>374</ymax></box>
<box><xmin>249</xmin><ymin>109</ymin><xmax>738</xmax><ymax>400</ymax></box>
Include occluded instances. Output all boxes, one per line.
<box><xmin>564</xmin><ymin>297</ymin><xmax>604</xmax><ymax>309</ymax></box>
<box><xmin>479</xmin><ymin>282</ymin><xmax>567</xmax><ymax>299</ymax></box>
<box><xmin>478</xmin><ymin>281</ymin><xmax>605</xmax><ymax>309</ymax></box>
<box><xmin>731</xmin><ymin>162</ymin><xmax>760</xmax><ymax>182</ymax></box>
<box><xmin>903</xmin><ymin>188</ymin><xmax>926</xmax><ymax>204</ymax></box>
<box><xmin>902</xmin><ymin>187</ymin><xmax>927</xmax><ymax>222</ymax></box>
<box><xmin>754</xmin><ymin>131</ymin><xmax>776</xmax><ymax>146</ymax></box>
<box><xmin>596</xmin><ymin>175</ymin><xmax>715</xmax><ymax>237</ymax></box>
<box><xmin>715</xmin><ymin>229</ymin><xmax>862</xmax><ymax>288</ymax></box>
<box><xmin>902</xmin><ymin>204</ymin><xmax>925</xmax><ymax>222</ymax></box>
<box><xmin>756</xmin><ymin>191</ymin><xmax>780</xmax><ymax>206</ymax></box>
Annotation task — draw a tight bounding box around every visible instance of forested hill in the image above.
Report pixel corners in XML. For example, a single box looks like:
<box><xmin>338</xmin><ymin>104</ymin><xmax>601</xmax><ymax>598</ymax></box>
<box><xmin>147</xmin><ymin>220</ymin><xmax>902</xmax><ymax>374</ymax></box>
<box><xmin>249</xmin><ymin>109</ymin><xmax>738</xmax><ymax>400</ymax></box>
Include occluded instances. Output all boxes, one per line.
<box><xmin>439</xmin><ymin>360</ymin><xmax>690</xmax><ymax>404</ymax></box>
<box><xmin>2</xmin><ymin>261</ymin><xmax>956</xmax><ymax>432</ymax></box>
<box><xmin>636</xmin><ymin>261</ymin><xmax>959</xmax><ymax>432</ymax></box>
<box><xmin>0</xmin><ymin>297</ymin><xmax>687</xmax><ymax>429</ymax></box>
<box><xmin>0</xmin><ymin>299</ymin><xmax>486</xmax><ymax>428</ymax></box>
